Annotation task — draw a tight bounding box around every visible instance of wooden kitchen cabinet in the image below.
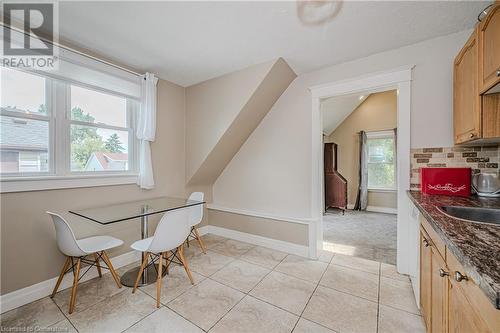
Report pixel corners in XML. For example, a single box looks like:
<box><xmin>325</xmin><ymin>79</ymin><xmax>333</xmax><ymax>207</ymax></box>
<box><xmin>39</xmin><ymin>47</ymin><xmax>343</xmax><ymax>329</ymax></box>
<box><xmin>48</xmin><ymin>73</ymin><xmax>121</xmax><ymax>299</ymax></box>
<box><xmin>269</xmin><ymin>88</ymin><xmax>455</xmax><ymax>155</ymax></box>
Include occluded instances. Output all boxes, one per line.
<box><xmin>430</xmin><ymin>246</ymin><xmax>448</xmax><ymax>333</ymax></box>
<box><xmin>453</xmin><ymin>2</ymin><xmax>500</xmax><ymax>144</ymax></box>
<box><xmin>419</xmin><ymin>216</ymin><xmax>499</xmax><ymax>333</ymax></box>
<box><xmin>448</xmin><ymin>280</ymin><xmax>489</xmax><ymax>333</ymax></box>
<box><xmin>479</xmin><ymin>2</ymin><xmax>500</xmax><ymax>93</ymax></box>
<box><xmin>420</xmin><ymin>228</ymin><xmax>432</xmax><ymax>331</ymax></box>
<box><xmin>453</xmin><ymin>27</ymin><xmax>481</xmax><ymax>144</ymax></box>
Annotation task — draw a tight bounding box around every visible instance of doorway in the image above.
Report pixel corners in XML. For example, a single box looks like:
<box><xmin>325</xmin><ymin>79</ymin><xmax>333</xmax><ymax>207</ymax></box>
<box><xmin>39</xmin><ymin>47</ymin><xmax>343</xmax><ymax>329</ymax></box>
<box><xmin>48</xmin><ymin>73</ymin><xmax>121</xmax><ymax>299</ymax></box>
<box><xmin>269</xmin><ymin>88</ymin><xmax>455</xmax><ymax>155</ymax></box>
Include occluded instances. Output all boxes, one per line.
<box><xmin>322</xmin><ymin>90</ymin><xmax>398</xmax><ymax>264</ymax></box>
<box><xmin>309</xmin><ymin>66</ymin><xmax>413</xmax><ymax>274</ymax></box>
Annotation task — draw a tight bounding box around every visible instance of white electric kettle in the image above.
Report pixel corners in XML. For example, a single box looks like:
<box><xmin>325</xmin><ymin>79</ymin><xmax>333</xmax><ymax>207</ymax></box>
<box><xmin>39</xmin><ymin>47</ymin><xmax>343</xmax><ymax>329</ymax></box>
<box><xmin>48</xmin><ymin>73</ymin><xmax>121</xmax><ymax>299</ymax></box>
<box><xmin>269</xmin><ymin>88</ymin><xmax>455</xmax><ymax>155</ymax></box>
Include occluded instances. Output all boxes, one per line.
<box><xmin>472</xmin><ymin>172</ymin><xmax>500</xmax><ymax>197</ymax></box>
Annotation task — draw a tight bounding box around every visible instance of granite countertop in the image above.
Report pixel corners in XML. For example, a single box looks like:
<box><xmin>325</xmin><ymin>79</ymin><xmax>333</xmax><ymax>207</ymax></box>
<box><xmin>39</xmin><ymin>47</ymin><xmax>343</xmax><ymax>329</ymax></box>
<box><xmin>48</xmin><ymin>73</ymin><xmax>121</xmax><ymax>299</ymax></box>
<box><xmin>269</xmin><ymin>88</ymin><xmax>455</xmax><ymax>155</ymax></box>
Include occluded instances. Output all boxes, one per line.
<box><xmin>407</xmin><ymin>191</ymin><xmax>500</xmax><ymax>309</ymax></box>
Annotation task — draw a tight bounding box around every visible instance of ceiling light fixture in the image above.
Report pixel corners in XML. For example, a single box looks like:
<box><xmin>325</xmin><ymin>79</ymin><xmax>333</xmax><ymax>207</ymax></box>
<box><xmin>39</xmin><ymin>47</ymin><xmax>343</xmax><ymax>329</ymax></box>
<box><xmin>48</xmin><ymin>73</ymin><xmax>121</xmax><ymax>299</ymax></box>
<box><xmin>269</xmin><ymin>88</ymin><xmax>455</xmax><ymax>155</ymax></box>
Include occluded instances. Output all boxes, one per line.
<box><xmin>296</xmin><ymin>0</ymin><xmax>343</xmax><ymax>26</ymax></box>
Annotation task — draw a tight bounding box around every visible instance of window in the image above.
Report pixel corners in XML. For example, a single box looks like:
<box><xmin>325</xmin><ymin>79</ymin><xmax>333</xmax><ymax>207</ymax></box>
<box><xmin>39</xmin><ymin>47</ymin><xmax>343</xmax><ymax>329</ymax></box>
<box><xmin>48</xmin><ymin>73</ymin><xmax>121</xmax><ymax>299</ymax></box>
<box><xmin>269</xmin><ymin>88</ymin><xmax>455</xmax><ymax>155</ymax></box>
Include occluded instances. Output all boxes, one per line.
<box><xmin>367</xmin><ymin>131</ymin><xmax>396</xmax><ymax>190</ymax></box>
<box><xmin>0</xmin><ymin>68</ymin><xmax>51</xmax><ymax>175</ymax></box>
<box><xmin>69</xmin><ymin>85</ymin><xmax>131</xmax><ymax>172</ymax></box>
<box><xmin>1</xmin><ymin>67</ymin><xmax>139</xmax><ymax>182</ymax></box>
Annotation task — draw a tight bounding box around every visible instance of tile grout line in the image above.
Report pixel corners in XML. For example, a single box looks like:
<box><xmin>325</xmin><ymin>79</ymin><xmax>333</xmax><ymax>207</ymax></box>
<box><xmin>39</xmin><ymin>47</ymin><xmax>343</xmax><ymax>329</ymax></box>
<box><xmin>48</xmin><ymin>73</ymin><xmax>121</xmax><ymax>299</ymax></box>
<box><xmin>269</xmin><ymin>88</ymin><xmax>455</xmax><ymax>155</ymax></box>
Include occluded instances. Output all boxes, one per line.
<box><xmin>205</xmin><ymin>252</ymin><xmax>291</xmax><ymax>331</ymax></box>
<box><xmin>49</xmin><ymin>298</ymin><xmax>80</xmax><ymax>333</ymax></box>
<box><xmin>159</xmin><ymin>239</ymin><xmax>260</xmax><ymax>332</ymax></box>
<box><xmin>119</xmin><ymin>306</ymin><xmax>162</xmax><ymax>333</ymax></box>
<box><xmin>132</xmin><ymin>268</ymin><xmax>208</xmax><ymax>332</ymax></box>
<box><xmin>291</xmin><ymin>252</ymin><xmax>333</xmax><ymax>333</ymax></box>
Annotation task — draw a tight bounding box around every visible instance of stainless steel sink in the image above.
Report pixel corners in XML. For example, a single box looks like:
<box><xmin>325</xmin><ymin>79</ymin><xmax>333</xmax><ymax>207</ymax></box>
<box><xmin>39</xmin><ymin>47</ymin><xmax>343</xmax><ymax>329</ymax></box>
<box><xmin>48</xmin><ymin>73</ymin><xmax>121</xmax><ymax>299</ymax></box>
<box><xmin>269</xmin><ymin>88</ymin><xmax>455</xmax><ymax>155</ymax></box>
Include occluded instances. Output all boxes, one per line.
<box><xmin>439</xmin><ymin>206</ymin><xmax>500</xmax><ymax>226</ymax></box>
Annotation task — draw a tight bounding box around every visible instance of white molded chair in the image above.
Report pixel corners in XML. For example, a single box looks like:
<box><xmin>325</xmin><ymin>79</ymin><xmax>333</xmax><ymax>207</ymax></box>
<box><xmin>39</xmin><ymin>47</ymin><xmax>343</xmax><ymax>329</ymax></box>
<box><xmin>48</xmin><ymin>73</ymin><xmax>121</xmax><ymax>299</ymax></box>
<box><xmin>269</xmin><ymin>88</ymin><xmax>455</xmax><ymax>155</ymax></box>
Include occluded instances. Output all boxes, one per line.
<box><xmin>185</xmin><ymin>192</ymin><xmax>206</xmax><ymax>254</ymax></box>
<box><xmin>47</xmin><ymin>212</ymin><xmax>124</xmax><ymax>314</ymax></box>
<box><xmin>131</xmin><ymin>208</ymin><xmax>194</xmax><ymax>308</ymax></box>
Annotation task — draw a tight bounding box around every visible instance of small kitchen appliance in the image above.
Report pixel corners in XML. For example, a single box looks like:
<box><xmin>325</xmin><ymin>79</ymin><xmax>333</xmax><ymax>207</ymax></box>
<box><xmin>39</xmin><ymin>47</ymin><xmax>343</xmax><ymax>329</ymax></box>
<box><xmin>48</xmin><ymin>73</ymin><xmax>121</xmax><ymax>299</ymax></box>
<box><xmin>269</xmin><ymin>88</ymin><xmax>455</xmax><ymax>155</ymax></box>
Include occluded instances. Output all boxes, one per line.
<box><xmin>420</xmin><ymin>167</ymin><xmax>471</xmax><ymax>197</ymax></box>
<box><xmin>472</xmin><ymin>172</ymin><xmax>500</xmax><ymax>197</ymax></box>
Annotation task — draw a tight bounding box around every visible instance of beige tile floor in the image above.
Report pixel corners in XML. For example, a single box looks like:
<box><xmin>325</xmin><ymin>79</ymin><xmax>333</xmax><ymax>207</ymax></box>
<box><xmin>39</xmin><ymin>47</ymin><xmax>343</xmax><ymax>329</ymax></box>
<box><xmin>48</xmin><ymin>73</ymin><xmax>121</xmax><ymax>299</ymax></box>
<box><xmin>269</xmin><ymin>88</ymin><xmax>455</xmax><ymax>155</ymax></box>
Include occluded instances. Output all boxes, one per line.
<box><xmin>0</xmin><ymin>234</ymin><xmax>425</xmax><ymax>333</ymax></box>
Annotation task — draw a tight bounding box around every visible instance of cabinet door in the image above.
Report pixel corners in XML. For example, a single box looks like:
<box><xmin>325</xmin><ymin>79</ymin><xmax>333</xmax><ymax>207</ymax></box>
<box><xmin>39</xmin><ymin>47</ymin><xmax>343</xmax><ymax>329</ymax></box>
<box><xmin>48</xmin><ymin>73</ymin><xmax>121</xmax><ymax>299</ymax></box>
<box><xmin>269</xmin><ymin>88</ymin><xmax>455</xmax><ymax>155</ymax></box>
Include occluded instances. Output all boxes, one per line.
<box><xmin>448</xmin><ymin>281</ymin><xmax>490</xmax><ymax>333</ymax></box>
<box><xmin>430</xmin><ymin>247</ymin><xmax>448</xmax><ymax>333</ymax></box>
<box><xmin>454</xmin><ymin>28</ymin><xmax>481</xmax><ymax>144</ymax></box>
<box><xmin>420</xmin><ymin>229</ymin><xmax>432</xmax><ymax>331</ymax></box>
<box><xmin>482</xmin><ymin>93</ymin><xmax>500</xmax><ymax>138</ymax></box>
<box><xmin>479</xmin><ymin>3</ymin><xmax>500</xmax><ymax>93</ymax></box>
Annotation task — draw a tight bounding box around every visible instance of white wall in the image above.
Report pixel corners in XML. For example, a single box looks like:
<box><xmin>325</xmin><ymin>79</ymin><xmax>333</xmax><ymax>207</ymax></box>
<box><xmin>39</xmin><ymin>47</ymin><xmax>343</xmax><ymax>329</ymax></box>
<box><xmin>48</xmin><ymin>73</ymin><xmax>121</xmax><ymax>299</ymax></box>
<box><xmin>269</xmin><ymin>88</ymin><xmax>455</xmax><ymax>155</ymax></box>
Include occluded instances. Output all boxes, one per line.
<box><xmin>213</xmin><ymin>30</ymin><xmax>471</xmax><ymax>218</ymax></box>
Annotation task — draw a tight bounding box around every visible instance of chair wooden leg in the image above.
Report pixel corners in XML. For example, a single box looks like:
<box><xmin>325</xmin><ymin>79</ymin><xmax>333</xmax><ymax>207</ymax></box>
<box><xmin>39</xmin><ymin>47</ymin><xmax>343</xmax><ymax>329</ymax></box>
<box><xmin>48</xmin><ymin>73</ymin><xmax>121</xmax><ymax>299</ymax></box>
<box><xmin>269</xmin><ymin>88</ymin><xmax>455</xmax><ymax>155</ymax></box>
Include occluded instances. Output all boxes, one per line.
<box><xmin>193</xmin><ymin>226</ymin><xmax>206</xmax><ymax>254</ymax></box>
<box><xmin>178</xmin><ymin>246</ymin><xmax>194</xmax><ymax>285</ymax></box>
<box><xmin>164</xmin><ymin>251</ymin><xmax>170</xmax><ymax>275</ymax></box>
<box><xmin>69</xmin><ymin>258</ymin><xmax>81</xmax><ymax>314</ymax></box>
<box><xmin>156</xmin><ymin>253</ymin><xmax>163</xmax><ymax>308</ymax></box>
<box><xmin>101</xmin><ymin>251</ymin><xmax>122</xmax><ymax>288</ymax></box>
<box><xmin>51</xmin><ymin>257</ymin><xmax>71</xmax><ymax>298</ymax></box>
<box><xmin>93</xmin><ymin>253</ymin><xmax>102</xmax><ymax>278</ymax></box>
<box><xmin>133</xmin><ymin>252</ymin><xmax>149</xmax><ymax>293</ymax></box>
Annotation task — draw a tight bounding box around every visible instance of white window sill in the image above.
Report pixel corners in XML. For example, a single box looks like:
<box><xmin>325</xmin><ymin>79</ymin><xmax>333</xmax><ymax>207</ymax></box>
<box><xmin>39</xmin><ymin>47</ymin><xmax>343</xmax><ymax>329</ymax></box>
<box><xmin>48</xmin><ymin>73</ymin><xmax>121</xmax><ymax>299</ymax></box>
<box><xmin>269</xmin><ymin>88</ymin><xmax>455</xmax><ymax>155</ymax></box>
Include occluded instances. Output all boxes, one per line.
<box><xmin>0</xmin><ymin>174</ymin><xmax>138</xmax><ymax>193</ymax></box>
<box><xmin>368</xmin><ymin>188</ymin><xmax>397</xmax><ymax>193</ymax></box>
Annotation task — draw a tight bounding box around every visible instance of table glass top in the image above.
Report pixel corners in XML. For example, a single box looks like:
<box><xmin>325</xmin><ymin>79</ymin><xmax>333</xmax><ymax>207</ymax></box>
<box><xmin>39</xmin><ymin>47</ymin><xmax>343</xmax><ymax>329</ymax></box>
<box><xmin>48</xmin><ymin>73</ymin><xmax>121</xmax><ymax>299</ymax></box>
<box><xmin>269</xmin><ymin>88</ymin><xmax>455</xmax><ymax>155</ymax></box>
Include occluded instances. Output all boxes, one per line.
<box><xmin>69</xmin><ymin>196</ymin><xmax>205</xmax><ymax>225</ymax></box>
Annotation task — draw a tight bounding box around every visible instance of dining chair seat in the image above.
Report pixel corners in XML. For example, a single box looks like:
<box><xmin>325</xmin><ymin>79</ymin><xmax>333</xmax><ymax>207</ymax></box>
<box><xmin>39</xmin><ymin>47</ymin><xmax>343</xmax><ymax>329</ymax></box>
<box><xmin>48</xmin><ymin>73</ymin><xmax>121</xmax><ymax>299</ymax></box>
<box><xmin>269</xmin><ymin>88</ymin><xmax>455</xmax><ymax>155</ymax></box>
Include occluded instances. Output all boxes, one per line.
<box><xmin>47</xmin><ymin>212</ymin><xmax>123</xmax><ymax>314</ymax></box>
<box><xmin>78</xmin><ymin>236</ymin><xmax>124</xmax><ymax>253</ymax></box>
<box><xmin>130</xmin><ymin>237</ymin><xmax>153</xmax><ymax>252</ymax></box>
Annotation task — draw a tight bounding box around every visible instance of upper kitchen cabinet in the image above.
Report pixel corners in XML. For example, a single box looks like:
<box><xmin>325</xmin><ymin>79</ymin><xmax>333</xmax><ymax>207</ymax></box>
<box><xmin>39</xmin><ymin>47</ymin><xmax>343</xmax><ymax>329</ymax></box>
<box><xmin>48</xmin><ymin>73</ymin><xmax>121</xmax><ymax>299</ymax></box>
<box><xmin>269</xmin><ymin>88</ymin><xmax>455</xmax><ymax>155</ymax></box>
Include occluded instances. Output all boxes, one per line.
<box><xmin>454</xmin><ymin>3</ymin><xmax>500</xmax><ymax>145</ymax></box>
<box><xmin>479</xmin><ymin>2</ymin><xmax>500</xmax><ymax>93</ymax></box>
<box><xmin>454</xmin><ymin>28</ymin><xmax>480</xmax><ymax>144</ymax></box>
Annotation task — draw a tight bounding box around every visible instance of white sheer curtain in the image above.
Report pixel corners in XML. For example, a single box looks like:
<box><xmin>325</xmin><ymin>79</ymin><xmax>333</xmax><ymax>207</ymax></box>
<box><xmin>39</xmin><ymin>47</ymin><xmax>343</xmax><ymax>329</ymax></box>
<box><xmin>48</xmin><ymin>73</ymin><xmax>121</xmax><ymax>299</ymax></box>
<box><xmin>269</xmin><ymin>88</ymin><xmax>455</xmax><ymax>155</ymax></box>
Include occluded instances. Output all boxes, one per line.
<box><xmin>136</xmin><ymin>72</ymin><xmax>158</xmax><ymax>189</ymax></box>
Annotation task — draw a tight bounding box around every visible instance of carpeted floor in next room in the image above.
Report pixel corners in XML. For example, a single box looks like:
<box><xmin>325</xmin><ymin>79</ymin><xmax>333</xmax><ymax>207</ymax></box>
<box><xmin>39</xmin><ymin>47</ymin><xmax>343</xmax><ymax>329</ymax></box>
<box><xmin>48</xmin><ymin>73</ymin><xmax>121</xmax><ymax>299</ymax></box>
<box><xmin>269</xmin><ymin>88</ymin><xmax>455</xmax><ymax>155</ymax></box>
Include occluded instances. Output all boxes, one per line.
<box><xmin>323</xmin><ymin>209</ymin><xmax>397</xmax><ymax>265</ymax></box>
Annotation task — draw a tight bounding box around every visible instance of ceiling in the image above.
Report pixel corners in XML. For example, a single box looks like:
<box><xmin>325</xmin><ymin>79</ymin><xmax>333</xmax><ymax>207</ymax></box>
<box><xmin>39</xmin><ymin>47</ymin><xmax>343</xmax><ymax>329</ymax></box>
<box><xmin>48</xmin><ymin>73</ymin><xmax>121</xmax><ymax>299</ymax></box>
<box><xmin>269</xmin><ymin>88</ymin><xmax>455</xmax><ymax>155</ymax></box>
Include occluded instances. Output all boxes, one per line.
<box><xmin>321</xmin><ymin>92</ymin><xmax>368</xmax><ymax>136</ymax></box>
<box><xmin>56</xmin><ymin>1</ymin><xmax>489</xmax><ymax>86</ymax></box>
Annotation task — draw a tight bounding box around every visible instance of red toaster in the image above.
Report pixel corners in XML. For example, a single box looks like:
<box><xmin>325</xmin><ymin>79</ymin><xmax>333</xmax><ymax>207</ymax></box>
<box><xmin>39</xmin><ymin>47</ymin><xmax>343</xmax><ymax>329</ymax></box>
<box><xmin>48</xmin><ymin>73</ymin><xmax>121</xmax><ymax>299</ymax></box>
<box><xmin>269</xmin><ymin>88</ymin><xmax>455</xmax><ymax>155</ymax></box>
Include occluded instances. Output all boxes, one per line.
<box><xmin>420</xmin><ymin>167</ymin><xmax>471</xmax><ymax>197</ymax></box>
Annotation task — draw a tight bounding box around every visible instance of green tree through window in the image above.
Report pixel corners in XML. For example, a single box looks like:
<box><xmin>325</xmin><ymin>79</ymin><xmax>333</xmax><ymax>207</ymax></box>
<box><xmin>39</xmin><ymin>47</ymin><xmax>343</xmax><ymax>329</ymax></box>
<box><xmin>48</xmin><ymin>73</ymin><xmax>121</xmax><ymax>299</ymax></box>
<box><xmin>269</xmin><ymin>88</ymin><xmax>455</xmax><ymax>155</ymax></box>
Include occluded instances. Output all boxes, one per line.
<box><xmin>70</xmin><ymin>106</ymin><xmax>124</xmax><ymax>169</ymax></box>
<box><xmin>104</xmin><ymin>133</ymin><xmax>125</xmax><ymax>153</ymax></box>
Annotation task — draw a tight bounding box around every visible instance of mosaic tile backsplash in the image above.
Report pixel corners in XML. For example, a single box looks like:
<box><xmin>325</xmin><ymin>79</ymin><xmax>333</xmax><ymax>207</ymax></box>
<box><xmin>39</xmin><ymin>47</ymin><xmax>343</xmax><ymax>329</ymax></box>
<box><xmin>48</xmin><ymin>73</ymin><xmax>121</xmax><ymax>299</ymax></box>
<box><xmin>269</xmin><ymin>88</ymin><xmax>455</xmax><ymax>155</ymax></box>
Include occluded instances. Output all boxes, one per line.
<box><xmin>410</xmin><ymin>145</ymin><xmax>499</xmax><ymax>190</ymax></box>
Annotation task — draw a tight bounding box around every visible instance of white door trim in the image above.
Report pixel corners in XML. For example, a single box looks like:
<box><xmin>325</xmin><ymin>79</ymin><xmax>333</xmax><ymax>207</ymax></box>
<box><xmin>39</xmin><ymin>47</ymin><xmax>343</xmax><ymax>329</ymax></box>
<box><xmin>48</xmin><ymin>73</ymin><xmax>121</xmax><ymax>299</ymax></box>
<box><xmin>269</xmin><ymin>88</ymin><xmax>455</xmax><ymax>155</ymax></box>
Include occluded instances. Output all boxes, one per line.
<box><xmin>309</xmin><ymin>65</ymin><xmax>414</xmax><ymax>274</ymax></box>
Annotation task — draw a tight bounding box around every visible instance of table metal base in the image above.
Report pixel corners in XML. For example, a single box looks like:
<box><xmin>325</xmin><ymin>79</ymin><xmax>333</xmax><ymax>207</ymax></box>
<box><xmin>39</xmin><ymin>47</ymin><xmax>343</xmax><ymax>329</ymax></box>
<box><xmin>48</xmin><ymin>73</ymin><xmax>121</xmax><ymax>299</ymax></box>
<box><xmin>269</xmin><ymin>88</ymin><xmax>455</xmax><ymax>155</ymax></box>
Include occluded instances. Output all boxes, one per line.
<box><xmin>120</xmin><ymin>264</ymin><xmax>167</xmax><ymax>287</ymax></box>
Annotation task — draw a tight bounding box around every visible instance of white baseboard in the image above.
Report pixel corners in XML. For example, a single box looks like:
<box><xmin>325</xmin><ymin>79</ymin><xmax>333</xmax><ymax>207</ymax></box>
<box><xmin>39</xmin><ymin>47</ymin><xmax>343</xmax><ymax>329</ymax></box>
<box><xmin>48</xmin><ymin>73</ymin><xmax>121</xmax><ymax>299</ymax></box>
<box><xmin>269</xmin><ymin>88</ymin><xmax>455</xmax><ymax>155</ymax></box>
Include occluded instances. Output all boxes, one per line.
<box><xmin>0</xmin><ymin>251</ymin><xmax>140</xmax><ymax>314</ymax></box>
<box><xmin>198</xmin><ymin>225</ymin><xmax>309</xmax><ymax>258</ymax></box>
<box><xmin>366</xmin><ymin>205</ymin><xmax>397</xmax><ymax>214</ymax></box>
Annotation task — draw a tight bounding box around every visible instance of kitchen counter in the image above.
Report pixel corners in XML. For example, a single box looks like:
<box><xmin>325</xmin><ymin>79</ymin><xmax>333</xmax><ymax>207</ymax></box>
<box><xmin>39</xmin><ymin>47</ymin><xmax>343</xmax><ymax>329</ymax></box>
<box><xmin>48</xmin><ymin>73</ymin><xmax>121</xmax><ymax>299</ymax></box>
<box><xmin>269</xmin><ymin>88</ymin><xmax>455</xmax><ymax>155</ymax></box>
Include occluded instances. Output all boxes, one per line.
<box><xmin>407</xmin><ymin>191</ymin><xmax>500</xmax><ymax>309</ymax></box>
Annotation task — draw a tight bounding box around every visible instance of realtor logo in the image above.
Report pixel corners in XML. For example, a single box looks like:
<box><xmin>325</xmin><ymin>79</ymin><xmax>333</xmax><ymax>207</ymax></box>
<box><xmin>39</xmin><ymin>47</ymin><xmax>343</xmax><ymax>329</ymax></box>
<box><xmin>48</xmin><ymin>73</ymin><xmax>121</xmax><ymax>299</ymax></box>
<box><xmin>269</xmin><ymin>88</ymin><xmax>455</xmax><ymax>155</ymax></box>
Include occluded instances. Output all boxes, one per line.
<box><xmin>2</xmin><ymin>1</ymin><xmax>58</xmax><ymax>69</ymax></box>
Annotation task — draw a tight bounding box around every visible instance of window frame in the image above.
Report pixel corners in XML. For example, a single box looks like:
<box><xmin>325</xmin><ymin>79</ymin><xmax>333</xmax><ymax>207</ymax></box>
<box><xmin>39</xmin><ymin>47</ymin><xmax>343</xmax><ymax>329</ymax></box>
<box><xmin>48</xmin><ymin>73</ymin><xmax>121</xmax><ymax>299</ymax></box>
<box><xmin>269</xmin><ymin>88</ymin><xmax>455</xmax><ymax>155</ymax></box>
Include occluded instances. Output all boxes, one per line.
<box><xmin>366</xmin><ymin>130</ymin><xmax>397</xmax><ymax>191</ymax></box>
<box><xmin>1</xmin><ymin>68</ymin><xmax>139</xmax><ymax>193</ymax></box>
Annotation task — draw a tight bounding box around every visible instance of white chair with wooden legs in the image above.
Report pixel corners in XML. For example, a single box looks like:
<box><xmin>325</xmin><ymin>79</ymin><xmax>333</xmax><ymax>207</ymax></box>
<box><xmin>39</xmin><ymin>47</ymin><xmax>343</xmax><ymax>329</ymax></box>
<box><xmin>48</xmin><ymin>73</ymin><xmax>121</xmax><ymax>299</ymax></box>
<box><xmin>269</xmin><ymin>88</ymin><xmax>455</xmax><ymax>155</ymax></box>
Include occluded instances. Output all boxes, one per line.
<box><xmin>185</xmin><ymin>192</ymin><xmax>206</xmax><ymax>254</ymax></box>
<box><xmin>47</xmin><ymin>212</ymin><xmax>124</xmax><ymax>314</ymax></box>
<box><xmin>131</xmin><ymin>208</ymin><xmax>194</xmax><ymax>308</ymax></box>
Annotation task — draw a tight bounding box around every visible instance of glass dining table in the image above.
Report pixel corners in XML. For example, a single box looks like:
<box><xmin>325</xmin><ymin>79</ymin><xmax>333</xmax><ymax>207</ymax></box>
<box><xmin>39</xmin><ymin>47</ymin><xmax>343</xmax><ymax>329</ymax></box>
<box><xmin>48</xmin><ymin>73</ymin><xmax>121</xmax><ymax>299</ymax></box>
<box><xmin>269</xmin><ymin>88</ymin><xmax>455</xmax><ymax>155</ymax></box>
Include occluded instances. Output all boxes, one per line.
<box><xmin>69</xmin><ymin>196</ymin><xmax>205</xmax><ymax>287</ymax></box>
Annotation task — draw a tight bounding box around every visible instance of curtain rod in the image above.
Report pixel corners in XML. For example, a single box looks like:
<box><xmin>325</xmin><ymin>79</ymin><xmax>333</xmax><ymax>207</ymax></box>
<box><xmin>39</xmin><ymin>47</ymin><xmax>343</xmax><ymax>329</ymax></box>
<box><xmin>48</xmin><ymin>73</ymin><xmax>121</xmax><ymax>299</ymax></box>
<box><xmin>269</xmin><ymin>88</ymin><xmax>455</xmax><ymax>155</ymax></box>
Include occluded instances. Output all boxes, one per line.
<box><xmin>1</xmin><ymin>23</ymin><xmax>143</xmax><ymax>78</ymax></box>
<box><xmin>355</xmin><ymin>128</ymin><xmax>396</xmax><ymax>134</ymax></box>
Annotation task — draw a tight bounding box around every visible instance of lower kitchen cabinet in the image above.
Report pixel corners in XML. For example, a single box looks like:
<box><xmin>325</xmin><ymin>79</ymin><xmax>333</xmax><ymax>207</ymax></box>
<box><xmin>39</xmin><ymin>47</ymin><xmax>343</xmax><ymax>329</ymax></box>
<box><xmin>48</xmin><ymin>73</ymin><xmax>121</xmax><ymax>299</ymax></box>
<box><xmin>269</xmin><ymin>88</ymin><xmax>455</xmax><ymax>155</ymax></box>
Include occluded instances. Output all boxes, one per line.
<box><xmin>448</xmin><ymin>280</ymin><xmax>489</xmax><ymax>333</ymax></box>
<box><xmin>430</xmin><ymin>246</ymin><xmax>448</xmax><ymax>333</ymax></box>
<box><xmin>419</xmin><ymin>216</ymin><xmax>499</xmax><ymax>333</ymax></box>
<box><xmin>420</xmin><ymin>228</ymin><xmax>432</xmax><ymax>331</ymax></box>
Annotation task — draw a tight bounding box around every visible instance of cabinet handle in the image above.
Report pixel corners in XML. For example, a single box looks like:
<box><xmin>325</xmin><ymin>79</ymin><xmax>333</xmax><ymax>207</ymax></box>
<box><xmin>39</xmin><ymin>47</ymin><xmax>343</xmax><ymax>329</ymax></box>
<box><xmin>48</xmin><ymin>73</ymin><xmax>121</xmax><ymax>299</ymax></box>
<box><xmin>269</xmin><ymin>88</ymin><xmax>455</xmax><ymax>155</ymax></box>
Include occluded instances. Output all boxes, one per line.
<box><xmin>497</xmin><ymin>69</ymin><xmax>500</xmax><ymax>77</ymax></box>
<box><xmin>423</xmin><ymin>238</ymin><xmax>430</xmax><ymax>247</ymax></box>
<box><xmin>439</xmin><ymin>269</ymin><xmax>449</xmax><ymax>277</ymax></box>
<box><xmin>470</xmin><ymin>133</ymin><xmax>475</xmax><ymax>139</ymax></box>
<box><xmin>454</xmin><ymin>271</ymin><xmax>468</xmax><ymax>282</ymax></box>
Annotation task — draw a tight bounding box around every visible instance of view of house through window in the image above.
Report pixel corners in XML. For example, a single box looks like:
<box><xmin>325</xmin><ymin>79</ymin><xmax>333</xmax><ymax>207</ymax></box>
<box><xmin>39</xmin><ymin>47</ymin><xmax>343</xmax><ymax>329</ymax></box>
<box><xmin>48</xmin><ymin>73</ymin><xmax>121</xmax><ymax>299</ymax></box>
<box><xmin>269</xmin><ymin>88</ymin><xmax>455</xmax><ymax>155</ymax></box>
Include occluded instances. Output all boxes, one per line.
<box><xmin>70</xmin><ymin>85</ymin><xmax>130</xmax><ymax>172</ymax></box>
<box><xmin>0</xmin><ymin>68</ymin><xmax>50</xmax><ymax>174</ymax></box>
<box><xmin>367</xmin><ymin>133</ymin><xmax>396</xmax><ymax>190</ymax></box>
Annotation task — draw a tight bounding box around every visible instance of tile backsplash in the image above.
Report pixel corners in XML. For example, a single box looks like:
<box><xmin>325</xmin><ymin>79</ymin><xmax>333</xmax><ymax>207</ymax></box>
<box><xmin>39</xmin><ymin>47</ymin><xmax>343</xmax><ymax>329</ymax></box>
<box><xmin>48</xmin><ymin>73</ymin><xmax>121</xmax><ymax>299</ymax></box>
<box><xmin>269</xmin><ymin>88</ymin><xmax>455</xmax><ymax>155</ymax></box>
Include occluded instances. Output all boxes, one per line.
<box><xmin>410</xmin><ymin>145</ymin><xmax>499</xmax><ymax>190</ymax></box>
